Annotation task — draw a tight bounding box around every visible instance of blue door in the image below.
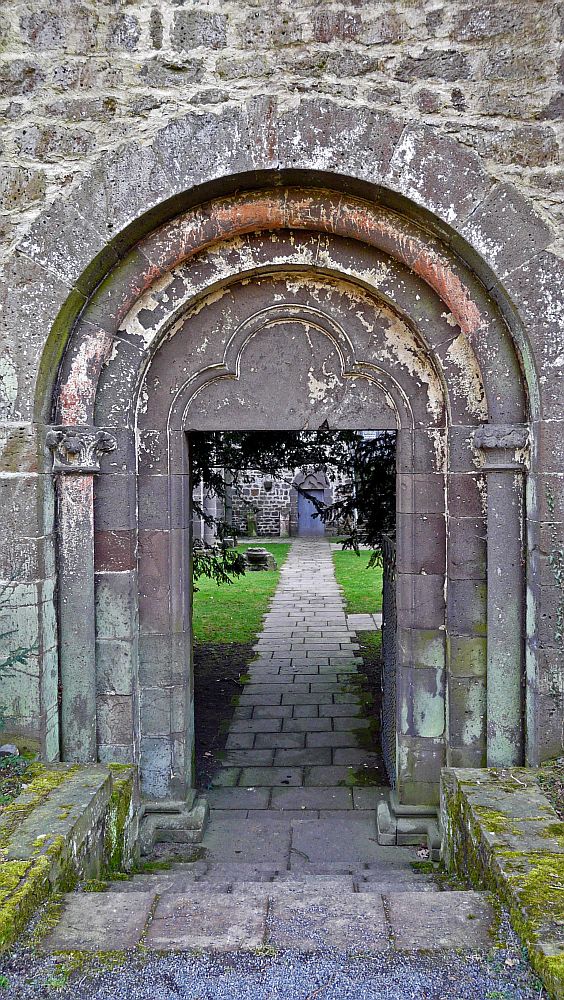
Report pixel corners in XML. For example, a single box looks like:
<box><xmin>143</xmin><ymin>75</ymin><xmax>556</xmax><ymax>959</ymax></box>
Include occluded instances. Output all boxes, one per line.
<box><xmin>297</xmin><ymin>489</ymin><xmax>325</xmax><ymax>536</ymax></box>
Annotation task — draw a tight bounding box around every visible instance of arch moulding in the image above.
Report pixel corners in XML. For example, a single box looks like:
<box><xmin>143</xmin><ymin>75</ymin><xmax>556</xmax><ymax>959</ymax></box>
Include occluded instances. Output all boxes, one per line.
<box><xmin>41</xmin><ymin>182</ymin><xmax>539</xmax><ymax>822</ymax></box>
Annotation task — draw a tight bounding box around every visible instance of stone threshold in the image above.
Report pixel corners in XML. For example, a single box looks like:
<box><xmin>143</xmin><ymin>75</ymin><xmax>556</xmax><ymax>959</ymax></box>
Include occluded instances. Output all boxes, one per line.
<box><xmin>441</xmin><ymin>766</ymin><xmax>564</xmax><ymax>1000</ymax></box>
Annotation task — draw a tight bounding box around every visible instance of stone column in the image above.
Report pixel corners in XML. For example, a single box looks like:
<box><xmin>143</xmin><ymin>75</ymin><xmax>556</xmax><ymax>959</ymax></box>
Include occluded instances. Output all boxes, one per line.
<box><xmin>471</xmin><ymin>425</ymin><xmax>530</xmax><ymax>767</ymax></box>
<box><xmin>46</xmin><ymin>426</ymin><xmax>117</xmax><ymax>763</ymax></box>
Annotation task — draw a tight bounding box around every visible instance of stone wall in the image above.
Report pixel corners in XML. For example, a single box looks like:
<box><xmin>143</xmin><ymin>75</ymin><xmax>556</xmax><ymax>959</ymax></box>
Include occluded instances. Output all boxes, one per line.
<box><xmin>231</xmin><ymin>471</ymin><xmax>292</xmax><ymax>537</ymax></box>
<box><xmin>0</xmin><ymin>0</ymin><xmax>563</xmax><ymax>801</ymax></box>
<box><xmin>0</xmin><ymin>0</ymin><xmax>562</xmax><ymax>266</ymax></box>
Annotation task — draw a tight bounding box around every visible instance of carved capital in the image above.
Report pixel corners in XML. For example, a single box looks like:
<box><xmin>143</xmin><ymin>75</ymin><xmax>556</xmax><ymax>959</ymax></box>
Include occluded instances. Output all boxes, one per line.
<box><xmin>46</xmin><ymin>425</ymin><xmax>117</xmax><ymax>473</ymax></box>
<box><xmin>471</xmin><ymin>425</ymin><xmax>530</xmax><ymax>471</ymax></box>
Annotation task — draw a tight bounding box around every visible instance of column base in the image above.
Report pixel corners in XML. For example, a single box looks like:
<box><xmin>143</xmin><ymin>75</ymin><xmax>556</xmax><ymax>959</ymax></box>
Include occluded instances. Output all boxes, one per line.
<box><xmin>139</xmin><ymin>792</ymin><xmax>209</xmax><ymax>855</ymax></box>
<box><xmin>376</xmin><ymin>790</ymin><xmax>441</xmax><ymax>860</ymax></box>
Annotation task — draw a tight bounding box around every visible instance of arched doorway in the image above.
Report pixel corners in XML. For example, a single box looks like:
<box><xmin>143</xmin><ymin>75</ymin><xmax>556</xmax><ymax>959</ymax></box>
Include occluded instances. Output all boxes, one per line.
<box><xmin>47</xmin><ymin>186</ymin><xmax>530</xmax><ymax>824</ymax></box>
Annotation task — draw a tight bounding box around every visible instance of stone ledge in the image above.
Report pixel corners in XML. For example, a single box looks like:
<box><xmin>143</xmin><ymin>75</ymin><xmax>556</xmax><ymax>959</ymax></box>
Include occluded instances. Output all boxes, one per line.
<box><xmin>0</xmin><ymin>762</ymin><xmax>139</xmax><ymax>951</ymax></box>
<box><xmin>440</xmin><ymin>767</ymin><xmax>563</xmax><ymax>1000</ymax></box>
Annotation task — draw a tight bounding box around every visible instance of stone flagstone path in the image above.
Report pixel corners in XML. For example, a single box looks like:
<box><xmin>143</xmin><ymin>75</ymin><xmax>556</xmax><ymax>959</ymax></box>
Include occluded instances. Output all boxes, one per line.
<box><xmin>43</xmin><ymin>539</ymin><xmax>495</xmax><ymax>955</ymax></box>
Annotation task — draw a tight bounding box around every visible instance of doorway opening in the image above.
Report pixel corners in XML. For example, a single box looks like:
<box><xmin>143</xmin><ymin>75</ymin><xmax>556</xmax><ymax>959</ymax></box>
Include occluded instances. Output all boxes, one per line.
<box><xmin>189</xmin><ymin>429</ymin><xmax>397</xmax><ymax>802</ymax></box>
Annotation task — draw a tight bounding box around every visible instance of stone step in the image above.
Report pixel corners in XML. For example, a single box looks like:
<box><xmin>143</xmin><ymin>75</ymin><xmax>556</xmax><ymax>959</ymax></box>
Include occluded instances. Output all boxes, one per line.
<box><xmin>103</xmin><ymin>873</ymin><xmax>440</xmax><ymax>894</ymax></box>
<box><xmin>43</xmin><ymin>889</ymin><xmax>494</xmax><ymax>954</ymax></box>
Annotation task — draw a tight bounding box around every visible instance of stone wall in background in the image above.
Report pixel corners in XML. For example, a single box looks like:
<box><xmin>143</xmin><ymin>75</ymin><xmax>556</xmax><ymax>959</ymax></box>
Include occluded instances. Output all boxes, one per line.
<box><xmin>231</xmin><ymin>471</ymin><xmax>292</xmax><ymax>537</ymax></box>
<box><xmin>0</xmin><ymin>0</ymin><xmax>562</xmax><ymax>263</ymax></box>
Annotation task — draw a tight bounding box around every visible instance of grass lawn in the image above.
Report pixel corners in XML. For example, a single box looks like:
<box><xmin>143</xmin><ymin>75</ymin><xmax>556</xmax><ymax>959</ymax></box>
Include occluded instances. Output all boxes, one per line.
<box><xmin>192</xmin><ymin>542</ymin><xmax>291</xmax><ymax>644</ymax></box>
<box><xmin>331</xmin><ymin>549</ymin><xmax>383</xmax><ymax>614</ymax></box>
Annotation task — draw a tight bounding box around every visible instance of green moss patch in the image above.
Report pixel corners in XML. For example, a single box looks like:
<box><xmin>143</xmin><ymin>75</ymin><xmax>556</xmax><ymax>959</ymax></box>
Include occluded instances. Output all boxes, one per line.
<box><xmin>0</xmin><ymin>764</ymin><xmax>76</xmax><ymax>853</ymax></box>
<box><xmin>0</xmin><ymin>764</ymin><xmax>138</xmax><ymax>953</ymax></box>
<box><xmin>441</xmin><ymin>767</ymin><xmax>564</xmax><ymax>1000</ymax></box>
<box><xmin>0</xmin><ymin>857</ymin><xmax>51</xmax><ymax>950</ymax></box>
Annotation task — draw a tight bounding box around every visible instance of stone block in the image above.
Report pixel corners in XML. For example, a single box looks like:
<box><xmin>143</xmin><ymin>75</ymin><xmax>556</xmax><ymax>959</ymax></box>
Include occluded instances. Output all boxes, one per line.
<box><xmin>396</xmin><ymin>574</ymin><xmax>445</xmax><ymax>629</ymax></box>
<box><xmin>399</xmin><ymin>666</ymin><xmax>445</xmax><ymax>739</ymax></box>
<box><xmin>94</xmin><ymin>529</ymin><xmax>135</xmax><ymax>573</ymax></box>
<box><xmin>238</xmin><ymin>766</ymin><xmax>302</xmax><ymax>787</ymax></box>
<box><xmin>450</xmin><ymin>3</ymin><xmax>544</xmax><ymax>42</ymax></box>
<box><xmin>0</xmin><ymin>165</ymin><xmax>46</xmax><ymax>213</ymax></box>
<box><xmin>277</xmin><ymin>100</ymin><xmax>403</xmax><ymax>181</ymax></box>
<box><xmin>94</xmin><ymin>571</ymin><xmax>136</xmax><ymax>640</ymax></box>
<box><xmin>395</xmin><ymin>48</ymin><xmax>471</xmax><ymax>83</ymax></box>
<box><xmin>448</xmin><ymin>517</ymin><xmax>487</xmax><ymax>581</ymax></box>
<box><xmin>396</xmin><ymin>513</ymin><xmax>446</xmax><ymax>576</ymax></box>
<box><xmin>447</xmin><ymin>580</ymin><xmax>487</xmax><ymax>636</ymax></box>
<box><xmin>44</xmin><ymin>891</ymin><xmax>153</xmax><ymax>951</ymax></box>
<box><xmin>106</xmin><ymin>13</ymin><xmax>140</xmax><ymax>51</ymax></box>
<box><xmin>397</xmin><ymin>628</ymin><xmax>446</xmax><ymax>671</ymax></box>
<box><xmin>386</xmin><ymin>123</ymin><xmax>491</xmax><ymax>226</ymax></box>
<box><xmin>15</xmin><ymin>124</ymin><xmax>95</xmax><ymax>160</ymax></box>
<box><xmin>95</xmin><ymin>638</ymin><xmax>135</xmax><ymax>695</ymax></box>
<box><xmin>172</xmin><ymin>10</ymin><xmax>227</xmax><ymax>51</ymax></box>
<box><xmin>290</xmin><ymin>815</ymin><xmax>384</xmax><ymax>863</ymax></box>
<box><xmin>239</xmin><ymin>11</ymin><xmax>301</xmax><ymax>47</ymax></box>
<box><xmin>361</xmin><ymin>13</ymin><xmax>405</xmax><ymax>44</ymax></box>
<box><xmin>0</xmin><ymin>59</ymin><xmax>45</xmax><ymax>97</ymax></box>
<box><xmin>140</xmin><ymin>686</ymin><xmax>172</xmax><ymax>738</ymax></box>
<box><xmin>447</xmin><ymin>635</ymin><xmax>487</xmax><ymax>678</ymax></box>
<box><xmin>96</xmin><ymin>694</ymin><xmax>133</xmax><ymax>746</ymax></box>
<box><xmin>270</xmin><ymin>786</ymin><xmax>352</xmax><ymax>810</ymax></box>
<box><xmin>448</xmin><ymin>676</ymin><xmax>487</xmax><ymax>748</ymax></box>
<box><xmin>140</xmin><ymin>736</ymin><xmax>173</xmax><ymax>798</ymax></box>
<box><xmin>207</xmin><ymin>787</ymin><xmax>270</xmax><ymax>810</ymax></box>
<box><xmin>311</xmin><ymin>11</ymin><xmax>361</xmax><ymax>43</ymax></box>
<box><xmin>94</xmin><ymin>472</ymin><xmax>136</xmax><ymax>532</ymax></box>
<box><xmin>147</xmin><ymin>891</ymin><xmax>266</xmax><ymax>951</ymax></box>
<box><xmin>397</xmin><ymin>735</ymin><xmax>445</xmax><ymax>805</ymax></box>
<box><xmin>462</xmin><ymin>183</ymin><xmax>552</xmax><ymax>279</ymax></box>
<box><xmin>397</xmin><ymin>472</ymin><xmax>445</xmax><ymax>514</ymax></box>
<box><xmin>0</xmin><ymin>253</ymin><xmax>81</xmax><ymax>422</ymax></box>
<box><xmin>387</xmin><ymin>891</ymin><xmax>494</xmax><ymax>949</ymax></box>
<box><xmin>447</xmin><ymin>472</ymin><xmax>486</xmax><ymax>518</ymax></box>
<box><xmin>202</xmin><ymin>815</ymin><xmax>292</xmax><ymax>863</ymax></box>
<box><xmin>461</xmin><ymin>124</ymin><xmax>559</xmax><ymax>168</ymax></box>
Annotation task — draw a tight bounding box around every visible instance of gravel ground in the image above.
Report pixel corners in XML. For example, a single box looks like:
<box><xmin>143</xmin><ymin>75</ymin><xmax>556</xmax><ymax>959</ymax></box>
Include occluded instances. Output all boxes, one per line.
<box><xmin>0</xmin><ymin>915</ymin><xmax>547</xmax><ymax>1000</ymax></box>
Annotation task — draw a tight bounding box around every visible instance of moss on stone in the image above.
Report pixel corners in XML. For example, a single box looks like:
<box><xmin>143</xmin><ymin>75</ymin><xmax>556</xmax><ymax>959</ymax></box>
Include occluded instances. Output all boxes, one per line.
<box><xmin>0</xmin><ymin>764</ymin><xmax>76</xmax><ymax>853</ymax></box>
<box><xmin>474</xmin><ymin>806</ymin><xmax>519</xmax><ymax>837</ymax></box>
<box><xmin>82</xmin><ymin>879</ymin><xmax>109</xmax><ymax>892</ymax></box>
<box><xmin>342</xmin><ymin>766</ymin><xmax>381</xmax><ymax>787</ymax></box>
<box><xmin>1</xmin><ymin>765</ymin><xmax>138</xmax><ymax>953</ymax></box>
<box><xmin>105</xmin><ymin>767</ymin><xmax>135</xmax><ymax>872</ymax></box>
<box><xmin>540</xmin><ymin>822</ymin><xmax>564</xmax><ymax>848</ymax></box>
<box><xmin>442</xmin><ymin>770</ymin><xmax>564</xmax><ymax>999</ymax></box>
<box><xmin>0</xmin><ymin>856</ymin><xmax>51</xmax><ymax>950</ymax></box>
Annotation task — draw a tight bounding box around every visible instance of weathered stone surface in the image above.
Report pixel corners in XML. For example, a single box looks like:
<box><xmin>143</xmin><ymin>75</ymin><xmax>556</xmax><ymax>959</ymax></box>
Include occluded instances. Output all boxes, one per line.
<box><xmin>387</xmin><ymin>891</ymin><xmax>494</xmax><ymax>949</ymax></box>
<box><xmin>44</xmin><ymin>892</ymin><xmax>153</xmax><ymax>952</ymax></box>
<box><xmin>146</xmin><ymin>891</ymin><xmax>267</xmax><ymax>951</ymax></box>
<box><xmin>441</xmin><ymin>767</ymin><xmax>564</xmax><ymax>998</ymax></box>
<box><xmin>268</xmin><ymin>892</ymin><xmax>388</xmax><ymax>952</ymax></box>
<box><xmin>1</xmin><ymin>0</ymin><xmax>563</xmax><ymax>810</ymax></box>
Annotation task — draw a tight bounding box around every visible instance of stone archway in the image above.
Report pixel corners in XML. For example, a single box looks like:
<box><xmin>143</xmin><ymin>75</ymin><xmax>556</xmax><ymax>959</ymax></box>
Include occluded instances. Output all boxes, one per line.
<box><xmin>46</xmin><ymin>186</ymin><xmax>532</xmax><ymax>818</ymax></box>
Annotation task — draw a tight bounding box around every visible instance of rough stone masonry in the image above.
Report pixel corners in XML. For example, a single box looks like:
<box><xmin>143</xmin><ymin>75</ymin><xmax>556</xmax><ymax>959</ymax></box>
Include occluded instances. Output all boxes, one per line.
<box><xmin>0</xmin><ymin>1</ymin><xmax>562</xmax><ymax>818</ymax></box>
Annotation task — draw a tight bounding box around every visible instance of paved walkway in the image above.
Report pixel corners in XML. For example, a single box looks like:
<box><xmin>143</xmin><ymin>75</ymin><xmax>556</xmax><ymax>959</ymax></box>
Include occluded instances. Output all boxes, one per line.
<box><xmin>42</xmin><ymin>540</ymin><xmax>496</xmax><ymax>955</ymax></box>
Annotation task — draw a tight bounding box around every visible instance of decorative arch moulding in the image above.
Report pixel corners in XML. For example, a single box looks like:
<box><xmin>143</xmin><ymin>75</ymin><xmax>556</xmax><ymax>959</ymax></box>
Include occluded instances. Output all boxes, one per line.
<box><xmin>55</xmin><ymin>188</ymin><xmax>535</xmax><ymax>430</ymax></box>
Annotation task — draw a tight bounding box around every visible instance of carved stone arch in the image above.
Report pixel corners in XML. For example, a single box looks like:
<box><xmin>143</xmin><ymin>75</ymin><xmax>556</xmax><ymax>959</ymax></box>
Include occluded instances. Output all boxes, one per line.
<box><xmin>44</xmin><ymin>183</ymin><xmax>537</xmax><ymax>814</ymax></box>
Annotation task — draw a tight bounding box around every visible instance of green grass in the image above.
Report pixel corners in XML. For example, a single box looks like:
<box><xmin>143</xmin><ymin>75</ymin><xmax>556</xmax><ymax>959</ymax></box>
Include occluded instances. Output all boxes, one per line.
<box><xmin>192</xmin><ymin>543</ymin><xmax>291</xmax><ymax>644</ymax></box>
<box><xmin>331</xmin><ymin>549</ymin><xmax>383</xmax><ymax>614</ymax></box>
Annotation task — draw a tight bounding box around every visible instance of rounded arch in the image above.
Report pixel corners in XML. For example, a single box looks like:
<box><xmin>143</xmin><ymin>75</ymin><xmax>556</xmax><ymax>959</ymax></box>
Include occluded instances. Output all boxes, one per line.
<box><xmin>19</xmin><ymin>97</ymin><xmax>559</xmax><ymax>798</ymax></box>
<box><xmin>42</xmin><ymin>181</ymin><xmax>535</xmax><ymax>805</ymax></box>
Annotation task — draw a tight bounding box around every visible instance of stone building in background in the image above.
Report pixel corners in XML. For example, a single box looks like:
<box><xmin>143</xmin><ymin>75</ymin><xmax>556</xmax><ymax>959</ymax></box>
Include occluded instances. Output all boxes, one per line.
<box><xmin>194</xmin><ymin>465</ymin><xmax>353</xmax><ymax>540</ymax></box>
<box><xmin>0</xmin><ymin>2</ymin><xmax>563</xmax><ymax>834</ymax></box>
